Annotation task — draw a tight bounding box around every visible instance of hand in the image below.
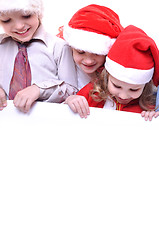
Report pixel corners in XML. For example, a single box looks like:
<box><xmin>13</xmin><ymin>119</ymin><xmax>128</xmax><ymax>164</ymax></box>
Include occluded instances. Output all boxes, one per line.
<box><xmin>13</xmin><ymin>84</ymin><xmax>40</xmax><ymax>113</ymax></box>
<box><xmin>65</xmin><ymin>95</ymin><xmax>90</xmax><ymax>118</ymax></box>
<box><xmin>0</xmin><ymin>88</ymin><xmax>7</xmax><ymax>110</ymax></box>
<box><xmin>141</xmin><ymin>110</ymin><xmax>159</xmax><ymax>121</ymax></box>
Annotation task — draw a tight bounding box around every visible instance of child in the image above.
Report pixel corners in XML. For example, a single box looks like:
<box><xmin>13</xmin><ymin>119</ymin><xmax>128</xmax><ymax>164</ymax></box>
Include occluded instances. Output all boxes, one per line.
<box><xmin>155</xmin><ymin>81</ymin><xmax>159</xmax><ymax>111</ymax></box>
<box><xmin>65</xmin><ymin>25</ymin><xmax>159</xmax><ymax>121</ymax></box>
<box><xmin>0</xmin><ymin>0</ymin><xmax>77</xmax><ymax>112</ymax></box>
<box><xmin>59</xmin><ymin>4</ymin><xmax>123</xmax><ymax>90</ymax></box>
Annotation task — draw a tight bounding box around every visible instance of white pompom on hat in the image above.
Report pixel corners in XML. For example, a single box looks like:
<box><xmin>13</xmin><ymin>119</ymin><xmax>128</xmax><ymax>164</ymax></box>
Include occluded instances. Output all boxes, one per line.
<box><xmin>63</xmin><ymin>4</ymin><xmax>123</xmax><ymax>55</ymax></box>
<box><xmin>0</xmin><ymin>0</ymin><xmax>43</xmax><ymax>19</ymax></box>
<box><xmin>105</xmin><ymin>25</ymin><xmax>159</xmax><ymax>86</ymax></box>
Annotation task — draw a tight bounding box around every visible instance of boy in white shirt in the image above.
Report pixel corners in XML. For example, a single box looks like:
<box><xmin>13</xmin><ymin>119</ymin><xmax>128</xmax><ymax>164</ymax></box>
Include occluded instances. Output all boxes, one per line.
<box><xmin>0</xmin><ymin>0</ymin><xmax>77</xmax><ymax>112</ymax></box>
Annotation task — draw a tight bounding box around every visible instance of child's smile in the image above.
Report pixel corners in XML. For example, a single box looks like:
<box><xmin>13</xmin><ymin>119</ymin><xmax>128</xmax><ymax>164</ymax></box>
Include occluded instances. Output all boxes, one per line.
<box><xmin>15</xmin><ymin>28</ymin><xmax>30</xmax><ymax>35</ymax></box>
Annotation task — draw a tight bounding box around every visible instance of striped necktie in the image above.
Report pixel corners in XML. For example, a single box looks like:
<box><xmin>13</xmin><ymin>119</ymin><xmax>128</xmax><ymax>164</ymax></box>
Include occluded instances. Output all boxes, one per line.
<box><xmin>9</xmin><ymin>43</ymin><xmax>31</xmax><ymax>100</ymax></box>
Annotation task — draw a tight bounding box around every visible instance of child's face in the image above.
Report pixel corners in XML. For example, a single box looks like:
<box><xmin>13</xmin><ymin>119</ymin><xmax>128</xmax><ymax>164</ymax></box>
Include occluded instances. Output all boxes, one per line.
<box><xmin>72</xmin><ymin>48</ymin><xmax>105</xmax><ymax>76</ymax></box>
<box><xmin>108</xmin><ymin>74</ymin><xmax>145</xmax><ymax>104</ymax></box>
<box><xmin>0</xmin><ymin>11</ymin><xmax>40</xmax><ymax>43</ymax></box>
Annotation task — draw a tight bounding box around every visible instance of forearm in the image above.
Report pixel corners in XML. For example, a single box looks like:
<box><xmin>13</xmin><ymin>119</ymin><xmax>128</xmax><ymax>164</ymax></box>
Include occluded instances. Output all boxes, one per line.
<box><xmin>38</xmin><ymin>82</ymin><xmax>78</xmax><ymax>103</ymax></box>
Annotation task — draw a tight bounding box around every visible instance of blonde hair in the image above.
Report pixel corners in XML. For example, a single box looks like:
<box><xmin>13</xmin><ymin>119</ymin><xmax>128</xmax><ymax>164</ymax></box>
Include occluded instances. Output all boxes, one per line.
<box><xmin>90</xmin><ymin>69</ymin><xmax>156</xmax><ymax>111</ymax></box>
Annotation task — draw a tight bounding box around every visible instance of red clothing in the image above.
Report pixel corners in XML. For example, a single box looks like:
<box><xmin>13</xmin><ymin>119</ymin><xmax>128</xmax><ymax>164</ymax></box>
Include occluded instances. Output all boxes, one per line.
<box><xmin>77</xmin><ymin>82</ymin><xmax>143</xmax><ymax>113</ymax></box>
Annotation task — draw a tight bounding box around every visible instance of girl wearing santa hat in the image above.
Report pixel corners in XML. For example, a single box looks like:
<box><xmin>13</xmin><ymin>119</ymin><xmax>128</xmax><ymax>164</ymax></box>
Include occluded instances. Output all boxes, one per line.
<box><xmin>0</xmin><ymin>0</ymin><xmax>77</xmax><ymax>112</ymax></box>
<box><xmin>65</xmin><ymin>25</ymin><xmax>159</xmax><ymax>121</ymax></box>
<box><xmin>60</xmin><ymin>4</ymin><xmax>123</xmax><ymax>90</ymax></box>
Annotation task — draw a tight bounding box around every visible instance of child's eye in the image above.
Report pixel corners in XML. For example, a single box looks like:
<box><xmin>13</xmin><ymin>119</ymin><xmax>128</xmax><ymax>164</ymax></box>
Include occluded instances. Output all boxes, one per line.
<box><xmin>1</xmin><ymin>19</ymin><xmax>11</xmax><ymax>23</ymax></box>
<box><xmin>23</xmin><ymin>14</ymin><xmax>32</xmax><ymax>19</ymax></box>
<box><xmin>130</xmin><ymin>88</ymin><xmax>139</xmax><ymax>92</ymax></box>
<box><xmin>113</xmin><ymin>83</ymin><xmax>121</xmax><ymax>89</ymax></box>
<box><xmin>77</xmin><ymin>50</ymin><xmax>85</xmax><ymax>54</ymax></box>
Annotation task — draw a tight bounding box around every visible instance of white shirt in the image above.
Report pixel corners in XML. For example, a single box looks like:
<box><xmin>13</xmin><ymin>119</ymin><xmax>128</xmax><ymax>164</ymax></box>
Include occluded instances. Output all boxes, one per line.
<box><xmin>75</xmin><ymin>64</ymin><xmax>91</xmax><ymax>90</ymax></box>
<box><xmin>103</xmin><ymin>97</ymin><xmax>116</xmax><ymax>110</ymax></box>
<box><xmin>0</xmin><ymin>24</ymin><xmax>78</xmax><ymax>103</ymax></box>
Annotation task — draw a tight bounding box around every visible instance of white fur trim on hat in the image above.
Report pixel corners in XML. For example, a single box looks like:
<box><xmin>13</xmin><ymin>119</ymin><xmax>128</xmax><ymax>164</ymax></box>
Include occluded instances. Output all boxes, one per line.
<box><xmin>105</xmin><ymin>57</ymin><xmax>154</xmax><ymax>85</ymax></box>
<box><xmin>63</xmin><ymin>24</ymin><xmax>116</xmax><ymax>55</ymax></box>
<box><xmin>0</xmin><ymin>0</ymin><xmax>43</xmax><ymax>19</ymax></box>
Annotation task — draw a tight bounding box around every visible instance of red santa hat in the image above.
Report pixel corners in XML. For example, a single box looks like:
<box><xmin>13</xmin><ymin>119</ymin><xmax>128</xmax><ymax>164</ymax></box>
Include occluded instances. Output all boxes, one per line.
<box><xmin>105</xmin><ymin>25</ymin><xmax>159</xmax><ymax>86</ymax></box>
<box><xmin>0</xmin><ymin>0</ymin><xmax>43</xmax><ymax>19</ymax></box>
<box><xmin>63</xmin><ymin>4</ymin><xmax>123</xmax><ymax>55</ymax></box>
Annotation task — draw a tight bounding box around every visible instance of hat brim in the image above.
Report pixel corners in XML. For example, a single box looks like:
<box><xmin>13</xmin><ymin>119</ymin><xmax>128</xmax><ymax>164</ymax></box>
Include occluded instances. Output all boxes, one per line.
<box><xmin>63</xmin><ymin>24</ymin><xmax>116</xmax><ymax>55</ymax></box>
<box><xmin>105</xmin><ymin>57</ymin><xmax>154</xmax><ymax>85</ymax></box>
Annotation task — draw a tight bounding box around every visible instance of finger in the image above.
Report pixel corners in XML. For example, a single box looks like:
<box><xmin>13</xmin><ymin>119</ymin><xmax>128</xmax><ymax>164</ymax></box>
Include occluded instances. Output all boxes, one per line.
<box><xmin>13</xmin><ymin>93</ymin><xmax>28</xmax><ymax>112</ymax></box>
<box><xmin>81</xmin><ymin>98</ymin><xmax>90</xmax><ymax>118</ymax></box>
<box><xmin>73</xmin><ymin>101</ymin><xmax>85</xmax><ymax>118</ymax></box>
<box><xmin>74</xmin><ymin>98</ymin><xmax>90</xmax><ymax>118</ymax></box>
<box><xmin>154</xmin><ymin>111</ymin><xmax>159</xmax><ymax>118</ymax></box>
<box><xmin>0</xmin><ymin>98</ymin><xmax>7</xmax><ymax>110</ymax></box>
<box><xmin>23</xmin><ymin>98</ymin><xmax>33</xmax><ymax>113</ymax></box>
<box><xmin>0</xmin><ymin>90</ymin><xmax>7</xmax><ymax>110</ymax></box>
<box><xmin>143</xmin><ymin>111</ymin><xmax>149</xmax><ymax>121</ymax></box>
<box><xmin>1</xmin><ymin>96</ymin><xmax>7</xmax><ymax>107</ymax></box>
<box><xmin>13</xmin><ymin>92</ymin><xmax>20</xmax><ymax>107</ymax></box>
<box><xmin>148</xmin><ymin>111</ymin><xmax>156</xmax><ymax>121</ymax></box>
<box><xmin>68</xmin><ymin>101</ymin><xmax>79</xmax><ymax>113</ymax></box>
<box><xmin>141</xmin><ymin>111</ymin><xmax>146</xmax><ymax>118</ymax></box>
<box><xmin>66</xmin><ymin>95</ymin><xmax>90</xmax><ymax>118</ymax></box>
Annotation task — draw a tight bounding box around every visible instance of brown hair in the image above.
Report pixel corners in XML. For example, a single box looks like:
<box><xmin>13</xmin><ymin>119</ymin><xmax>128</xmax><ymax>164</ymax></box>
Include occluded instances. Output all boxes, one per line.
<box><xmin>90</xmin><ymin>69</ymin><xmax>156</xmax><ymax>111</ymax></box>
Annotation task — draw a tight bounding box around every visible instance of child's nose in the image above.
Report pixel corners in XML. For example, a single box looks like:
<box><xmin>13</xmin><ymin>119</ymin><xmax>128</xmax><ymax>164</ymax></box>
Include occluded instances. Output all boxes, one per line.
<box><xmin>84</xmin><ymin>57</ymin><xmax>95</xmax><ymax>65</ymax></box>
<box><xmin>119</xmin><ymin>92</ymin><xmax>129</xmax><ymax>99</ymax></box>
<box><xmin>14</xmin><ymin>21</ymin><xmax>25</xmax><ymax>30</ymax></box>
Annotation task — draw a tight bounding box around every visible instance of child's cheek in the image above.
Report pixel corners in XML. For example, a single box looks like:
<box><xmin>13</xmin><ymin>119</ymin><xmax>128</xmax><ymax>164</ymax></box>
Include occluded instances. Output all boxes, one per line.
<box><xmin>108</xmin><ymin>83</ymin><xmax>115</xmax><ymax>96</ymax></box>
<box><xmin>132</xmin><ymin>90</ymin><xmax>143</xmax><ymax>100</ymax></box>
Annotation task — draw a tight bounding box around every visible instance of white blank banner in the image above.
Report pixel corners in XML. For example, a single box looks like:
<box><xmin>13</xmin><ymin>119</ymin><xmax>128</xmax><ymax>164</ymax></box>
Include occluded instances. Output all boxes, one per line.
<box><xmin>0</xmin><ymin>101</ymin><xmax>158</xmax><ymax>240</ymax></box>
